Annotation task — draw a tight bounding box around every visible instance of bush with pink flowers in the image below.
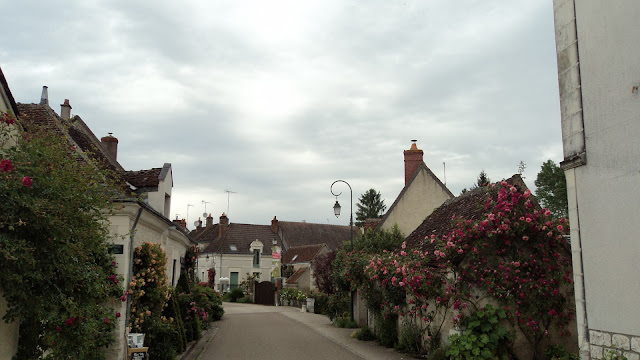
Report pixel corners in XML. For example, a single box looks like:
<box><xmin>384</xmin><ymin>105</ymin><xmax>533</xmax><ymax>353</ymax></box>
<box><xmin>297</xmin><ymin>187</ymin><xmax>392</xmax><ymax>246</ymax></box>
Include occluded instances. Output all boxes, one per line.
<box><xmin>0</xmin><ymin>112</ymin><xmax>124</xmax><ymax>359</ymax></box>
<box><xmin>337</xmin><ymin>180</ymin><xmax>574</xmax><ymax>358</ymax></box>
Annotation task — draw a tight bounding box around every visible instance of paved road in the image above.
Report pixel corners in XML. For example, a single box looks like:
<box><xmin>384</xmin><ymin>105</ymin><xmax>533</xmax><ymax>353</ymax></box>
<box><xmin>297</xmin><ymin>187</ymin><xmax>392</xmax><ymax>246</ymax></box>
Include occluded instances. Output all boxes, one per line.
<box><xmin>195</xmin><ymin>303</ymin><xmax>410</xmax><ymax>360</ymax></box>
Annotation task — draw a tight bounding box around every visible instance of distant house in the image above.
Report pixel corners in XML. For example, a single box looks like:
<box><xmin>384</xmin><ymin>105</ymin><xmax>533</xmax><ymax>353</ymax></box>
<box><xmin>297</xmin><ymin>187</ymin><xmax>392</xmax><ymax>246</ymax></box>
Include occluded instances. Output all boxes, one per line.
<box><xmin>552</xmin><ymin>3</ymin><xmax>640</xmax><ymax>359</ymax></box>
<box><xmin>376</xmin><ymin>140</ymin><xmax>454</xmax><ymax>237</ymax></box>
<box><xmin>11</xmin><ymin>86</ymin><xmax>194</xmax><ymax>360</ymax></box>
<box><xmin>195</xmin><ymin>216</ymin><xmax>351</xmax><ymax>291</ymax></box>
<box><xmin>282</xmin><ymin>244</ymin><xmax>331</xmax><ymax>293</ymax></box>
<box><xmin>196</xmin><ymin>214</ymin><xmax>283</xmax><ymax>291</ymax></box>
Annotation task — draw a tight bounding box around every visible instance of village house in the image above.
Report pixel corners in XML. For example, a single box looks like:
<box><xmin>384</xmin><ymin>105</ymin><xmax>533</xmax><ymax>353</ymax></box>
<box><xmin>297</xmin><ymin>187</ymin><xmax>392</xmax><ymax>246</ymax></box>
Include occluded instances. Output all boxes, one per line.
<box><xmin>376</xmin><ymin>140</ymin><xmax>454</xmax><ymax>237</ymax></box>
<box><xmin>0</xmin><ymin>83</ymin><xmax>195</xmax><ymax>359</ymax></box>
<box><xmin>282</xmin><ymin>243</ymin><xmax>331</xmax><ymax>293</ymax></box>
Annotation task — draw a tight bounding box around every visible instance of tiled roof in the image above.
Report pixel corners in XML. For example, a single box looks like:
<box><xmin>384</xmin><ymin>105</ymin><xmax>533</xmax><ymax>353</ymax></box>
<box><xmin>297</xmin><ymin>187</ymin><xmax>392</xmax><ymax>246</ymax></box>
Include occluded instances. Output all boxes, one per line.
<box><xmin>282</xmin><ymin>244</ymin><xmax>327</xmax><ymax>264</ymax></box>
<box><xmin>286</xmin><ymin>267</ymin><xmax>308</xmax><ymax>284</ymax></box>
<box><xmin>17</xmin><ymin>103</ymin><xmax>128</xmax><ymax>191</ymax></box>
<box><xmin>201</xmin><ymin>223</ymin><xmax>282</xmax><ymax>255</ymax></box>
<box><xmin>278</xmin><ymin>221</ymin><xmax>352</xmax><ymax>251</ymax></box>
<box><xmin>123</xmin><ymin>168</ymin><xmax>162</xmax><ymax>188</ymax></box>
<box><xmin>404</xmin><ymin>175</ymin><xmax>533</xmax><ymax>259</ymax></box>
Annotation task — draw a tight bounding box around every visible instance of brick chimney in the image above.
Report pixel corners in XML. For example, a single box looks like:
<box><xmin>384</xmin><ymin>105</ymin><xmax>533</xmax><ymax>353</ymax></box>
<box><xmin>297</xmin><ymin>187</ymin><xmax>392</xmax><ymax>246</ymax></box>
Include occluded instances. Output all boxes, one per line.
<box><xmin>206</xmin><ymin>213</ymin><xmax>213</xmax><ymax>227</ymax></box>
<box><xmin>196</xmin><ymin>217</ymin><xmax>203</xmax><ymax>231</ymax></box>
<box><xmin>100</xmin><ymin>133</ymin><xmax>118</xmax><ymax>161</ymax></box>
<box><xmin>173</xmin><ymin>218</ymin><xmax>187</xmax><ymax>229</ymax></box>
<box><xmin>40</xmin><ymin>86</ymin><xmax>49</xmax><ymax>105</ymax></box>
<box><xmin>404</xmin><ymin>140</ymin><xmax>424</xmax><ymax>185</ymax></box>
<box><xmin>60</xmin><ymin>99</ymin><xmax>72</xmax><ymax>119</ymax></box>
<box><xmin>271</xmin><ymin>216</ymin><xmax>279</xmax><ymax>234</ymax></box>
<box><xmin>219</xmin><ymin>213</ymin><xmax>229</xmax><ymax>237</ymax></box>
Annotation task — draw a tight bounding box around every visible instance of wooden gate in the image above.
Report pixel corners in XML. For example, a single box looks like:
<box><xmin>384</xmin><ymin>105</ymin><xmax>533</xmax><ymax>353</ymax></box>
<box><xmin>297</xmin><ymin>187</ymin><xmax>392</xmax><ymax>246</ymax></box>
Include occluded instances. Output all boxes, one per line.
<box><xmin>254</xmin><ymin>281</ymin><xmax>275</xmax><ymax>306</ymax></box>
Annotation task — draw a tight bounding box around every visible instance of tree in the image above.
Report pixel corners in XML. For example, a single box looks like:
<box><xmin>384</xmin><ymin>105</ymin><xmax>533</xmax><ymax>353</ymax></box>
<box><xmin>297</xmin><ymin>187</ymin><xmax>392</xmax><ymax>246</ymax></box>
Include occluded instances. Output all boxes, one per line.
<box><xmin>460</xmin><ymin>170</ymin><xmax>491</xmax><ymax>195</ymax></box>
<box><xmin>534</xmin><ymin>160</ymin><xmax>568</xmax><ymax>218</ymax></box>
<box><xmin>355</xmin><ymin>188</ymin><xmax>386</xmax><ymax>227</ymax></box>
<box><xmin>353</xmin><ymin>225</ymin><xmax>404</xmax><ymax>253</ymax></box>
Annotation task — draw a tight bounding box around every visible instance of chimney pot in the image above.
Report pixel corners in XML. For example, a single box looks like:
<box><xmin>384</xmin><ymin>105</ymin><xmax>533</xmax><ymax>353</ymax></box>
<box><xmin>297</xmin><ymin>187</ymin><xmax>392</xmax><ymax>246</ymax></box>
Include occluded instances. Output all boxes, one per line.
<box><xmin>60</xmin><ymin>99</ymin><xmax>72</xmax><ymax>119</ymax></box>
<box><xmin>40</xmin><ymin>86</ymin><xmax>49</xmax><ymax>105</ymax></box>
<box><xmin>100</xmin><ymin>133</ymin><xmax>119</xmax><ymax>161</ymax></box>
<box><xmin>404</xmin><ymin>140</ymin><xmax>424</xmax><ymax>185</ymax></box>
<box><xmin>206</xmin><ymin>213</ymin><xmax>213</xmax><ymax>227</ymax></box>
<box><xmin>219</xmin><ymin>213</ymin><xmax>229</xmax><ymax>237</ymax></box>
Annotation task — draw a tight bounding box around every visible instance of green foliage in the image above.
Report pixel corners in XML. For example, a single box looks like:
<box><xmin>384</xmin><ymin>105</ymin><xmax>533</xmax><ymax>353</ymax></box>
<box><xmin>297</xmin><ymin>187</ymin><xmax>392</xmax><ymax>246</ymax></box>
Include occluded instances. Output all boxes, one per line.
<box><xmin>192</xmin><ymin>284</ymin><xmax>224</xmax><ymax>321</ymax></box>
<box><xmin>397</xmin><ymin>319</ymin><xmax>426</xmax><ymax>355</ymax></box>
<box><xmin>460</xmin><ymin>170</ymin><xmax>491</xmax><ymax>194</ymax></box>
<box><xmin>0</xmin><ymin>114</ymin><xmax>123</xmax><ymax>358</ymax></box>
<box><xmin>355</xmin><ymin>188</ymin><xmax>387</xmax><ymax>226</ymax></box>
<box><xmin>353</xmin><ymin>225</ymin><xmax>404</xmax><ymax>253</ymax></box>
<box><xmin>601</xmin><ymin>347</ymin><xmax>628</xmax><ymax>360</ymax></box>
<box><xmin>355</xmin><ymin>326</ymin><xmax>376</xmax><ymax>341</ymax></box>
<box><xmin>375</xmin><ymin>313</ymin><xmax>399</xmax><ymax>348</ymax></box>
<box><xmin>447</xmin><ymin>305</ymin><xmax>512</xmax><ymax>360</ymax></box>
<box><xmin>313</xmin><ymin>292</ymin><xmax>329</xmax><ymax>314</ymax></box>
<box><xmin>427</xmin><ymin>347</ymin><xmax>448</xmax><ymax>360</ymax></box>
<box><xmin>176</xmin><ymin>270</ymin><xmax>192</xmax><ymax>294</ymax></box>
<box><xmin>162</xmin><ymin>290</ymin><xmax>187</xmax><ymax>354</ymax></box>
<box><xmin>227</xmin><ymin>288</ymin><xmax>245</xmax><ymax>302</ymax></box>
<box><xmin>325</xmin><ymin>294</ymin><xmax>350</xmax><ymax>321</ymax></box>
<box><xmin>334</xmin><ymin>316</ymin><xmax>358</xmax><ymax>328</ymax></box>
<box><xmin>147</xmin><ymin>319</ymin><xmax>178</xmax><ymax>360</ymax></box>
<box><xmin>545</xmin><ymin>344</ymin><xmax>579</xmax><ymax>360</ymax></box>
<box><xmin>535</xmin><ymin>160</ymin><xmax>568</xmax><ymax>218</ymax></box>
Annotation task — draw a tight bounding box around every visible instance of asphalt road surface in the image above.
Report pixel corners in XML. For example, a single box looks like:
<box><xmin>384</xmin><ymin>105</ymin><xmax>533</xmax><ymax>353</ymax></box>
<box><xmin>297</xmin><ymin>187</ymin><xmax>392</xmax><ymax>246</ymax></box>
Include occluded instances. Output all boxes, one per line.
<box><xmin>200</xmin><ymin>303</ymin><xmax>364</xmax><ymax>360</ymax></box>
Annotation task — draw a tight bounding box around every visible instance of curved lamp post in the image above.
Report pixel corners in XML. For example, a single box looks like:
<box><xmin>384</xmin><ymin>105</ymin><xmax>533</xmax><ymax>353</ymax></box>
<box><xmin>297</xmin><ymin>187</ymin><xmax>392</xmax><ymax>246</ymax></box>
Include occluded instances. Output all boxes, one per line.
<box><xmin>330</xmin><ymin>179</ymin><xmax>354</xmax><ymax>322</ymax></box>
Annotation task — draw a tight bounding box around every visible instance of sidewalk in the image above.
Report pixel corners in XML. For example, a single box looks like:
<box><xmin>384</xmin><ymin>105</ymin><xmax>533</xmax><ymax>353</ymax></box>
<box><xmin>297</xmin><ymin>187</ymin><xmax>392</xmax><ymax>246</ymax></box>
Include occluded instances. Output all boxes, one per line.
<box><xmin>181</xmin><ymin>303</ymin><xmax>413</xmax><ymax>360</ymax></box>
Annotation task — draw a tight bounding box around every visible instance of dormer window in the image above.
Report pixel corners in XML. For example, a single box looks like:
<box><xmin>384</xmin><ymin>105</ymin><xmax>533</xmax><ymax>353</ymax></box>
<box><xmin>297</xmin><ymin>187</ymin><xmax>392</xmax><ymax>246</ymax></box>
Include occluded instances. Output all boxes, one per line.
<box><xmin>253</xmin><ymin>249</ymin><xmax>260</xmax><ymax>268</ymax></box>
<box><xmin>249</xmin><ymin>239</ymin><xmax>264</xmax><ymax>269</ymax></box>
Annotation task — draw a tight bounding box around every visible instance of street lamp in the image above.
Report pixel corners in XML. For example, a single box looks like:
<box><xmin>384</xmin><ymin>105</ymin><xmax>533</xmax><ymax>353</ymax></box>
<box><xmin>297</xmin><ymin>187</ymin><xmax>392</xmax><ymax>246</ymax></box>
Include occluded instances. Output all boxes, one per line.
<box><xmin>330</xmin><ymin>179</ymin><xmax>354</xmax><ymax>322</ymax></box>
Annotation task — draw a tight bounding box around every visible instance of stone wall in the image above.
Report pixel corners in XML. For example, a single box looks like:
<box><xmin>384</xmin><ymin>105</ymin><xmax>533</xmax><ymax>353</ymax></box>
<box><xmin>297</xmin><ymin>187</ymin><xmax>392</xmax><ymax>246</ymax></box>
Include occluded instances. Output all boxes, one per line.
<box><xmin>589</xmin><ymin>330</ymin><xmax>640</xmax><ymax>360</ymax></box>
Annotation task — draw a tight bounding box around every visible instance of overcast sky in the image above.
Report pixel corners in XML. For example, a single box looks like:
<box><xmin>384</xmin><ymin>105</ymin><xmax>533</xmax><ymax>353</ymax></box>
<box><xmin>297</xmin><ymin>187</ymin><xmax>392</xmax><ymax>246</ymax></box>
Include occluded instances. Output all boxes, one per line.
<box><xmin>1</xmin><ymin>0</ymin><xmax>563</xmax><ymax>230</ymax></box>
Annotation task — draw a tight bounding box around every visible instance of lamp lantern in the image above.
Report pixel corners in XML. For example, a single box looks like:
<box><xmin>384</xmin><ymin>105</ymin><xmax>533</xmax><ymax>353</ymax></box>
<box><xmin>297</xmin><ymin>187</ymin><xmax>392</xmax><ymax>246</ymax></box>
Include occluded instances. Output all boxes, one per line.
<box><xmin>333</xmin><ymin>201</ymin><xmax>341</xmax><ymax>218</ymax></box>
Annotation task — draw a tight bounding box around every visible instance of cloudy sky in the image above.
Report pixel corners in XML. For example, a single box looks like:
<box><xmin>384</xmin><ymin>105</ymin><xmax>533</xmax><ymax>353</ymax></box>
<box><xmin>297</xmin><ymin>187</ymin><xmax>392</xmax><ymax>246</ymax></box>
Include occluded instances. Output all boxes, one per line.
<box><xmin>1</xmin><ymin>0</ymin><xmax>562</xmax><ymax>229</ymax></box>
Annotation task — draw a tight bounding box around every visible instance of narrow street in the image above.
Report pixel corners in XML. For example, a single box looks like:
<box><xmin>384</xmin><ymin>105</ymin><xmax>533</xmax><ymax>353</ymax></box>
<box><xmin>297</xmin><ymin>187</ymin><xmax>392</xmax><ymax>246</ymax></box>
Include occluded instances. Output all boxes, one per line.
<box><xmin>194</xmin><ymin>302</ymin><xmax>410</xmax><ymax>360</ymax></box>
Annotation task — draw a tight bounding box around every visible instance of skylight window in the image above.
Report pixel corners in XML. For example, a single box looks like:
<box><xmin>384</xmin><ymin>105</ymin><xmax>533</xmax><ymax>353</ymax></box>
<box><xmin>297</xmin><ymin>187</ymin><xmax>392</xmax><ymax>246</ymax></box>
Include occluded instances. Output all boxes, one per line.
<box><xmin>229</xmin><ymin>245</ymin><xmax>237</xmax><ymax>251</ymax></box>
<box><xmin>291</xmin><ymin>255</ymin><xmax>298</xmax><ymax>262</ymax></box>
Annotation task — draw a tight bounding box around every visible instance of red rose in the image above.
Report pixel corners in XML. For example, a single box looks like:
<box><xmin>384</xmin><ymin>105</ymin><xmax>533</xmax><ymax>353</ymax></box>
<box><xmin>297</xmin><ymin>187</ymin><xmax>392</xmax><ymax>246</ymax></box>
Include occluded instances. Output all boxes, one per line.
<box><xmin>22</xmin><ymin>176</ymin><xmax>33</xmax><ymax>187</ymax></box>
<box><xmin>0</xmin><ymin>159</ymin><xmax>11</xmax><ymax>172</ymax></box>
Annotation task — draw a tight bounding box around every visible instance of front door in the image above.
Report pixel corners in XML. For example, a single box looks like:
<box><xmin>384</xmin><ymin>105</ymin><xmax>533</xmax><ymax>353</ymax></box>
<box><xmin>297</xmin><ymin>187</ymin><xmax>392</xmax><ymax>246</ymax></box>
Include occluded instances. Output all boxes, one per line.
<box><xmin>230</xmin><ymin>272</ymin><xmax>239</xmax><ymax>290</ymax></box>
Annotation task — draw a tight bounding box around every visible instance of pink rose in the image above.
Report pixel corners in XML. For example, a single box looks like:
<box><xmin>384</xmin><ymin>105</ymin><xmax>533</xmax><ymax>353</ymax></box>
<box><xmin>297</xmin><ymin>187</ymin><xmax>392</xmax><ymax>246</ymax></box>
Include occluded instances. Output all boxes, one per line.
<box><xmin>22</xmin><ymin>176</ymin><xmax>33</xmax><ymax>187</ymax></box>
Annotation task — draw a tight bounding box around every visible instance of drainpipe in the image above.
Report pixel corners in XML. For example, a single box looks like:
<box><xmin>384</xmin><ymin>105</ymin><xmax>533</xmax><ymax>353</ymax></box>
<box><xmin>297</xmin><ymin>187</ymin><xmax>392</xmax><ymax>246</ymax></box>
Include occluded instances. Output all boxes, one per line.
<box><xmin>124</xmin><ymin>207</ymin><xmax>143</xmax><ymax>344</ymax></box>
<box><xmin>566</xmin><ymin>168</ymin><xmax>590</xmax><ymax>359</ymax></box>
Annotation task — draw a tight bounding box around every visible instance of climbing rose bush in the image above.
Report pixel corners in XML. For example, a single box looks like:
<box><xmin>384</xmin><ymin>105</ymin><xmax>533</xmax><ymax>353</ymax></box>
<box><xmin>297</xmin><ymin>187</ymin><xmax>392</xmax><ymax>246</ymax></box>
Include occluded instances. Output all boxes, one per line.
<box><xmin>129</xmin><ymin>242</ymin><xmax>170</xmax><ymax>333</ymax></box>
<box><xmin>0</xmin><ymin>112</ymin><xmax>123</xmax><ymax>359</ymax></box>
<box><xmin>337</xmin><ymin>180</ymin><xmax>573</xmax><ymax>358</ymax></box>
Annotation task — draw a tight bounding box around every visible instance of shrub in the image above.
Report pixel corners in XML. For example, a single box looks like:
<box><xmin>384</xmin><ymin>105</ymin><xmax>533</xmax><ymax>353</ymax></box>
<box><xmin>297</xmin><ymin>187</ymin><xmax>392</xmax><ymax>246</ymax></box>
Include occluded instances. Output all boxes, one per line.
<box><xmin>397</xmin><ymin>319</ymin><xmax>426</xmax><ymax>355</ymax></box>
<box><xmin>325</xmin><ymin>293</ymin><xmax>350</xmax><ymax>321</ymax></box>
<box><xmin>147</xmin><ymin>319</ymin><xmax>178</xmax><ymax>360</ymax></box>
<box><xmin>313</xmin><ymin>293</ymin><xmax>329</xmax><ymax>315</ymax></box>
<box><xmin>192</xmin><ymin>284</ymin><xmax>224</xmax><ymax>322</ymax></box>
<box><xmin>0</xmin><ymin>114</ymin><xmax>123</xmax><ymax>358</ymax></box>
<box><xmin>334</xmin><ymin>316</ymin><xmax>358</xmax><ymax>328</ymax></box>
<box><xmin>355</xmin><ymin>326</ymin><xmax>377</xmax><ymax>341</ymax></box>
<box><xmin>228</xmin><ymin>288</ymin><xmax>245</xmax><ymax>302</ymax></box>
<box><xmin>447</xmin><ymin>305</ymin><xmax>512</xmax><ymax>360</ymax></box>
<box><xmin>375</xmin><ymin>313</ymin><xmax>399</xmax><ymax>348</ymax></box>
<box><xmin>545</xmin><ymin>344</ymin><xmax>579</xmax><ymax>360</ymax></box>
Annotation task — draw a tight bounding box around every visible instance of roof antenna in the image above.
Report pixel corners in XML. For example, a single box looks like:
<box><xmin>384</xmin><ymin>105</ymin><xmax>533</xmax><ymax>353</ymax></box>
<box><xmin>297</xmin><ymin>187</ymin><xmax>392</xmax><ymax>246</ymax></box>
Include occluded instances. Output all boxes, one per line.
<box><xmin>224</xmin><ymin>190</ymin><xmax>237</xmax><ymax>215</ymax></box>
<box><xmin>443</xmin><ymin>161</ymin><xmax>446</xmax><ymax>185</ymax></box>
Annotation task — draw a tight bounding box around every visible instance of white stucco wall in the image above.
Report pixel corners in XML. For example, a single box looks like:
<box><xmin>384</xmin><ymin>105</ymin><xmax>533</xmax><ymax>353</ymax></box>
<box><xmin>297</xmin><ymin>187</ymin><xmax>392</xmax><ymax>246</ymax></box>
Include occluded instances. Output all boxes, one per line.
<box><xmin>146</xmin><ymin>167</ymin><xmax>172</xmax><ymax>219</ymax></box>
<box><xmin>0</xmin><ymin>295</ymin><xmax>18</xmax><ymax>360</ymax></box>
<box><xmin>380</xmin><ymin>169</ymin><xmax>453</xmax><ymax>237</ymax></box>
<box><xmin>555</xmin><ymin>1</ymin><xmax>640</xmax><ymax>355</ymax></box>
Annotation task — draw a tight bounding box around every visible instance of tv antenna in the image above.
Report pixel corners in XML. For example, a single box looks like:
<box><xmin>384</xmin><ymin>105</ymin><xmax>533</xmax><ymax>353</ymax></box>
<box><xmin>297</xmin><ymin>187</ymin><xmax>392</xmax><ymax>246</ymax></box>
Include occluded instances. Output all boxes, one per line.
<box><xmin>202</xmin><ymin>200</ymin><xmax>211</xmax><ymax>217</ymax></box>
<box><xmin>443</xmin><ymin>161</ymin><xmax>446</xmax><ymax>185</ymax></box>
<box><xmin>224</xmin><ymin>190</ymin><xmax>237</xmax><ymax>214</ymax></box>
<box><xmin>186</xmin><ymin>204</ymin><xmax>194</xmax><ymax>229</ymax></box>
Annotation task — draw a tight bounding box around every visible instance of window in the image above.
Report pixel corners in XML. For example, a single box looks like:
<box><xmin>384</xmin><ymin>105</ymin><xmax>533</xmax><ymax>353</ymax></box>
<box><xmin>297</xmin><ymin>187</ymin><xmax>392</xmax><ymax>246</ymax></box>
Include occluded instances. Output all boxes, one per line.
<box><xmin>171</xmin><ymin>259</ymin><xmax>177</xmax><ymax>286</ymax></box>
<box><xmin>253</xmin><ymin>249</ymin><xmax>260</xmax><ymax>267</ymax></box>
<box><xmin>229</xmin><ymin>245</ymin><xmax>237</xmax><ymax>251</ymax></box>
